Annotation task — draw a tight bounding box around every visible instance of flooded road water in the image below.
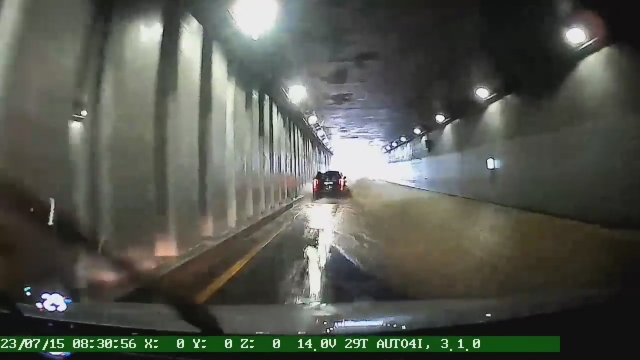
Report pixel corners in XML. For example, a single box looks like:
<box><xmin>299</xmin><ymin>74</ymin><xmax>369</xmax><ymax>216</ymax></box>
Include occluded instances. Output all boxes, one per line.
<box><xmin>205</xmin><ymin>198</ymin><xmax>410</xmax><ymax>305</ymax></box>
<box><xmin>199</xmin><ymin>179</ymin><xmax>640</xmax><ymax>305</ymax></box>
<box><xmin>114</xmin><ymin>179</ymin><xmax>640</xmax><ymax>306</ymax></box>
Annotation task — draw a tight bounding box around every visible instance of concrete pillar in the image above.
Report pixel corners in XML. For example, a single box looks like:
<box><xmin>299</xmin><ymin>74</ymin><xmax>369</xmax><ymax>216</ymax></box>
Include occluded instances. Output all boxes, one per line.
<box><xmin>266</xmin><ymin>96</ymin><xmax>275</xmax><ymax>211</ymax></box>
<box><xmin>281</xmin><ymin>115</ymin><xmax>289</xmax><ymax>200</ymax></box>
<box><xmin>209</xmin><ymin>42</ymin><xmax>230</xmax><ymax>234</ymax></box>
<box><xmin>198</xmin><ymin>31</ymin><xmax>213</xmax><ymax>237</ymax></box>
<box><xmin>166</xmin><ymin>13</ymin><xmax>201</xmax><ymax>253</ymax></box>
<box><xmin>94</xmin><ymin>0</ymin><xmax>168</xmax><ymax>257</ymax></box>
<box><xmin>225</xmin><ymin>77</ymin><xmax>237</xmax><ymax>229</ymax></box>
<box><xmin>239</xmin><ymin>88</ymin><xmax>253</xmax><ymax>222</ymax></box>
<box><xmin>304</xmin><ymin>139</ymin><xmax>311</xmax><ymax>178</ymax></box>
<box><xmin>302</xmin><ymin>139</ymin><xmax>308</xmax><ymax>181</ymax></box>
<box><xmin>292</xmin><ymin>126</ymin><xmax>299</xmax><ymax>194</ymax></box>
<box><xmin>0</xmin><ymin>0</ymin><xmax>91</xmax><ymax>217</ymax></box>
<box><xmin>249</xmin><ymin>91</ymin><xmax>261</xmax><ymax>217</ymax></box>
<box><xmin>270</xmin><ymin>100</ymin><xmax>281</xmax><ymax>206</ymax></box>
<box><xmin>233</xmin><ymin>84</ymin><xmax>248</xmax><ymax>225</ymax></box>
<box><xmin>69</xmin><ymin>3</ymin><xmax>109</xmax><ymax>236</ymax></box>
<box><xmin>257</xmin><ymin>93</ymin><xmax>267</xmax><ymax>214</ymax></box>
<box><xmin>298</xmin><ymin>128</ymin><xmax>304</xmax><ymax>188</ymax></box>
<box><xmin>275</xmin><ymin>110</ymin><xmax>284</xmax><ymax>204</ymax></box>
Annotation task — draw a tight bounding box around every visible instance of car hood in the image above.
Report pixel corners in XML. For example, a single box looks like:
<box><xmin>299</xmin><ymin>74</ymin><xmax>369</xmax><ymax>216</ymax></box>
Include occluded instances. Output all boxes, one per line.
<box><xmin>18</xmin><ymin>289</ymin><xmax>610</xmax><ymax>335</ymax></box>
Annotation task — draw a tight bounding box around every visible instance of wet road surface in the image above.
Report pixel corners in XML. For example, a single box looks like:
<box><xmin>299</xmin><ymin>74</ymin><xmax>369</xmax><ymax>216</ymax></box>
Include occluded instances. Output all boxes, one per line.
<box><xmin>119</xmin><ymin>179</ymin><xmax>640</xmax><ymax>305</ymax></box>
<box><xmin>205</xmin><ymin>197</ymin><xmax>411</xmax><ymax>305</ymax></box>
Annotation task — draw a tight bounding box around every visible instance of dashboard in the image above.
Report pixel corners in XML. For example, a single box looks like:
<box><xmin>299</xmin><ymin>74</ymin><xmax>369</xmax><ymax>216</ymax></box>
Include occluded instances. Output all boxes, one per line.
<box><xmin>2</xmin><ymin>286</ymin><xmax>637</xmax><ymax>358</ymax></box>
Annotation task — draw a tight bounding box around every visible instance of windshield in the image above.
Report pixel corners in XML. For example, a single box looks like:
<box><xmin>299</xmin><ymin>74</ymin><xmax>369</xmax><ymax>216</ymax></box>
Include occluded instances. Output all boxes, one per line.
<box><xmin>2</xmin><ymin>0</ymin><xmax>639</xmax><ymax>333</ymax></box>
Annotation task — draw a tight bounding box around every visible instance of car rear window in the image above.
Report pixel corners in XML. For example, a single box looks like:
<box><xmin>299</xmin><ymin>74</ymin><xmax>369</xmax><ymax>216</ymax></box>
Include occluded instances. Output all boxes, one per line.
<box><xmin>324</xmin><ymin>171</ymin><xmax>341</xmax><ymax>180</ymax></box>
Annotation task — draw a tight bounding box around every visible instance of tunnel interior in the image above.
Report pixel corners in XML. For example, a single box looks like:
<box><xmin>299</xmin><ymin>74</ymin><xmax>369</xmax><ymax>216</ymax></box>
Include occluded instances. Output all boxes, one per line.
<box><xmin>0</xmin><ymin>0</ymin><xmax>639</xmax><ymax>334</ymax></box>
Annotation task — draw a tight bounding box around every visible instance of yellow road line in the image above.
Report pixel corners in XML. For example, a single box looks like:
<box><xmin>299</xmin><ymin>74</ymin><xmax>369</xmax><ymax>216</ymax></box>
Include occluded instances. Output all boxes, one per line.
<box><xmin>193</xmin><ymin>222</ymin><xmax>291</xmax><ymax>304</ymax></box>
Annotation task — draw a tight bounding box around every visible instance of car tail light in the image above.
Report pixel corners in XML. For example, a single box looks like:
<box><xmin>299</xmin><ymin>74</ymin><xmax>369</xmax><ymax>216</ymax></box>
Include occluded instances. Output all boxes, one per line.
<box><xmin>339</xmin><ymin>178</ymin><xmax>344</xmax><ymax>190</ymax></box>
<box><xmin>313</xmin><ymin>179</ymin><xmax>319</xmax><ymax>190</ymax></box>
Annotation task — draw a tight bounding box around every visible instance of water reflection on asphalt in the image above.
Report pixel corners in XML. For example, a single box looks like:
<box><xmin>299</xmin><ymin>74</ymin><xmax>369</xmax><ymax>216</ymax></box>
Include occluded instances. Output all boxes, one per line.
<box><xmin>206</xmin><ymin>198</ymin><xmax>409</xmax><ymax>305</ymax></box>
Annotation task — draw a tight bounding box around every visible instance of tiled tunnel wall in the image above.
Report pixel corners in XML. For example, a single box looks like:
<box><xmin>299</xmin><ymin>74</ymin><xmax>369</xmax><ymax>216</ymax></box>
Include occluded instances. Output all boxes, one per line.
<box><xmin>385</xmin><ymin>45</ymin><xmax>640</xmax><ymax>229</ymax></box>
<box><xmin>0</xmin><ymin>0</ymin><xmax>330</xmax><ymax>261</ymax></box>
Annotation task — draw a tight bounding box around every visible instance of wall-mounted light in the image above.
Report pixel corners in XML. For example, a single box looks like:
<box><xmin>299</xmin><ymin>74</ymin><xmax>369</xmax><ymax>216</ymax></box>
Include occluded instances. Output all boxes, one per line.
<box><xmin>413</xmin><ymin>127</ymin><xmax>422</xmax><ymax>135</ymax></box>
<box><xmin>308</xmin><ymin>114</ymin><xmax>318</xmax><ymax>125</ymax></box>
<box><xmin>72</xmin><ymin>109</ymin><xmax>87</xmax><ymax>122</ymax></box>
<box><xmin>435</xmin><ymin>114</ymin><xmax>446</xmax><ymax>124</ymax></box>
<box><xmin>400</xmin><ymin>136</ymin><xmax>407</xmax><ymax>142</ymax></box>
<box><xmin>486</xmin><ymin>157</ymin><xmax>496</xmax><ymax>170</ymax></box>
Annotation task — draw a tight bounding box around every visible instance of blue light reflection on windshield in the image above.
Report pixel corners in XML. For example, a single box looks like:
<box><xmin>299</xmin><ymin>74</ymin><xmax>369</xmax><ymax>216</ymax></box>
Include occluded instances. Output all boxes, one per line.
<box><xmin>42</xmin><ymin>352</ymin><xmax>72</xmax><ymax>359</ymax></box>
<box><xmin>24</xmin><ymin>287</ymin><xmax>72</xmax><ymax>313</ymax></box>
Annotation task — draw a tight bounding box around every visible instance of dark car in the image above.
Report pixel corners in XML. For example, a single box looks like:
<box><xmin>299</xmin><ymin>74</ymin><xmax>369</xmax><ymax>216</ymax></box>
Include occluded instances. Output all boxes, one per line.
<box><xmin>312</xmin><ymin>171</ymin><xmax>349</xmax><ymax>200</ymax></box>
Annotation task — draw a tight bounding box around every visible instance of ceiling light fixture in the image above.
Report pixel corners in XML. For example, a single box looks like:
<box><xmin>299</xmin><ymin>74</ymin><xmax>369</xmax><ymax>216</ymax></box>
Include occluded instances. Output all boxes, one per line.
<box><xmin>475</xmin><ymin>86</ymin><xmax>491</xmax><ymax>100</ymax></box>
<box><xmin>287</xmin><ymin>84</ymin><xmax>307</xmax><ymax>105</ymax></box>
<box><xmin>308</xmin><ymin>114</ymin><xmax>318</xmax><ymax>125</ymax></box>
<box><xmin>565</xmin><ymin>26</ymin><xmax>588</xmax><ymax>46</ymax></box>
<box><xmin>229</xmin><ymin>0</ymin><xmax>279</xmax><ymax>41</ymax></box>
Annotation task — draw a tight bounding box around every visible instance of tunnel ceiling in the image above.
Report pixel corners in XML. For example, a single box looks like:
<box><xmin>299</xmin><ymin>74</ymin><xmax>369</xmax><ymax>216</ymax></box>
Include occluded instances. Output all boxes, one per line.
<box><xmin>193</xmin><ymin>0</ymin><xmax>593</xmax><ymax>145</ymax></box>
<box><xmin>287</xmin><ymin>0</ymin><xmax>493</xmax><ymax>145</ymax></box>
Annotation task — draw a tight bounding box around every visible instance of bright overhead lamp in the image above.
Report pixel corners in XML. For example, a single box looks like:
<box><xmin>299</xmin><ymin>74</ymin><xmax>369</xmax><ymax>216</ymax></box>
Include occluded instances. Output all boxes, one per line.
<box><xmin>229</xmin><ymin>0</ymin><xmax>279</xmax><ymax>41</ymax></box>
<box><xmin>565</xmin><ymin>26</ymin><xmax>588</xmax><ymax>46</ymax></box>
<box><xmin>308</xmin><ymin>115</ymin><xmax>318</xmax><ymax>125</ymax></box>
<box><xmin>413</xmin><ymin>127</ymin><xmax>422</xmax><ymax>135</ymax></box>
<box><xmin>392</xmin><ymin>141</ymin><xmax>398</xmax><ymax>147</ymax></box>
<box><xmin>400</xmin><ymin>136</ymin><xmax>407</xmax><ymax>142</ymax></box>
<box><xmin>435</xmin><ymin>114</ymin><xmax>446</xmax><ymax>123</ymax></box>
<box><xmin>287</xmin><ymin>84</ymin><xmax>307</xmax><ymax>104</ymax></box>
<box><xmin>475</xmin><ymin>86</ymin><xmax>491</xmax><ymax>100</ymax></box>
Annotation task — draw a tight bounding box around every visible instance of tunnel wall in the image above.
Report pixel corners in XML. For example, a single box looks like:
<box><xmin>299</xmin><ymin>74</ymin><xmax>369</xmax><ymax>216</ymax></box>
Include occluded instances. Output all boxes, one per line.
<box><xmin>384</xmin><ymin>45</ymin><xmax>640</xmax><ymax>228</ymax></box>
<box><xmin>0</xmin><ymin>0</ymin><xmax>329</xmax><ymax>262</ymax></box>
